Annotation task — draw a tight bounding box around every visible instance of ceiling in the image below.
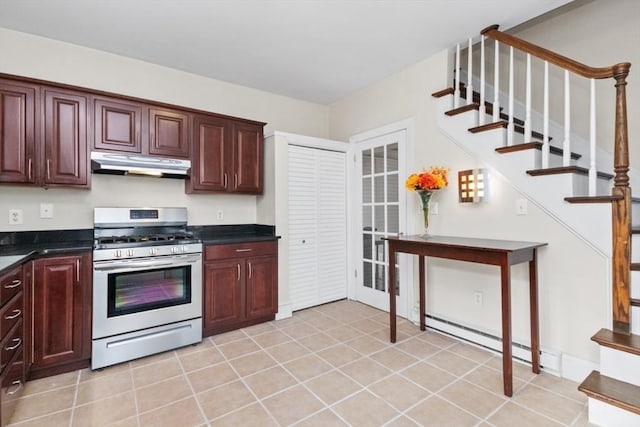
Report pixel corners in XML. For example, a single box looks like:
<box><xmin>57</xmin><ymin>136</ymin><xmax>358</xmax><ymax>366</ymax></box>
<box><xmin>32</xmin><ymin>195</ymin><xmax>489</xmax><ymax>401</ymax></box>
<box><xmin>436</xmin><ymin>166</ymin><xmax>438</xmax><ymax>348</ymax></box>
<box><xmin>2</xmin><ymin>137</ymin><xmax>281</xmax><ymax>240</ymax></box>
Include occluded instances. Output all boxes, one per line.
<box><xmin>0</xmin><ymin>0</ymin><xmax>575</xmax><ymax>105</ymax></box>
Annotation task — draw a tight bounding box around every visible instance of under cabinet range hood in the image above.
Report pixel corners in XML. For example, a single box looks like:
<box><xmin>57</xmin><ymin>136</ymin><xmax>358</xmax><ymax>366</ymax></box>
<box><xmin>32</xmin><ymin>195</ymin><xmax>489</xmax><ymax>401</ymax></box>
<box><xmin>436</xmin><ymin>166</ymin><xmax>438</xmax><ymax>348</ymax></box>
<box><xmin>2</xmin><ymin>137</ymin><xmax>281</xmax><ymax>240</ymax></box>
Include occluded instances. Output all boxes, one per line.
<box><xmin>90</xmin><ymin>152</ymin><xmax>191</xmax><ymax>178</ymax></box>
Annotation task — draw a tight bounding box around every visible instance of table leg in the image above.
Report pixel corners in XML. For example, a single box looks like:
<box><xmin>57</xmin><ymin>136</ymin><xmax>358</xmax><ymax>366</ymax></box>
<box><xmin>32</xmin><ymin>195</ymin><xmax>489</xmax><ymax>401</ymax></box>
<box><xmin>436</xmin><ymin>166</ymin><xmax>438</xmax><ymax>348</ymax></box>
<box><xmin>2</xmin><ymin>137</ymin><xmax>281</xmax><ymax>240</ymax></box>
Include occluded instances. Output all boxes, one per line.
<box><xmin>500</xmin><ymin>260</ymin><xmax>513</xmax><ymax>397</ymax></box>
<box><xmin>529</xmin><ymin>250</ymin><xmax>541</xmax><ymax>374</ymax></box>
<box><xmin>389</xmin><ymin>245</ymin><xmax>397</xmax><ymax>343</ymax></box>
<box><xmin>419</xmin><ymin>255</ymin><xmax>425</xmax><ymax>331</ymax></box>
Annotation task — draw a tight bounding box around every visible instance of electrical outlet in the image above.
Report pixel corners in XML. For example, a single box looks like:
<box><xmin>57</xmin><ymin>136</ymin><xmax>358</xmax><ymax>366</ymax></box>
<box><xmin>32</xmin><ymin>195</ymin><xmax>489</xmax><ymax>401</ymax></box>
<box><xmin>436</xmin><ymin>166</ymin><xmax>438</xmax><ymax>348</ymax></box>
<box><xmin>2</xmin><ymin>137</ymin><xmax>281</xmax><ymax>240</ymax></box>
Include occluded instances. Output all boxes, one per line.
<box><xmin>431</xmin><ymin>202</ymin><xmax>439</xmax><ymax>215</ymax></box>
<box><xmin>40</xmin><ymin>203</ymin><xmax>54</xmax><ymax>218</ymax></box>
<box><xmin>473</xmin><ymin>291</ymin><xmax>483</xmax><ymax>306</ymax></box>
<box><xmin>216</xmin><ymin>210</ymin><xmax>224</xmax><ymax>220</ymax></box>
<box><xmin>8</xmin><ymin>209</ymin><xmax>23</xmax><ymax>225</ymax></box>
<box><xmin>516</xmin><ymin>198</ymin><xmax>528</xmax><ymax>215</ymax></box>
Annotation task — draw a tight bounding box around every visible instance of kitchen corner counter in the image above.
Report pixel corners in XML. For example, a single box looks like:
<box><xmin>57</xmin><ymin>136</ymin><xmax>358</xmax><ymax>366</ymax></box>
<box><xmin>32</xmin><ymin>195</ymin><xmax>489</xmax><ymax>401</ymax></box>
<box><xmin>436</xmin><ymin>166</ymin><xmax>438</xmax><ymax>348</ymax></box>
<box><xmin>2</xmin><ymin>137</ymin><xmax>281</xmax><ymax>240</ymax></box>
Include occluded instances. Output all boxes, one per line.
<box><xmin>190</xmin><ymin>224</ymin><xmax>280</xmax><ymax>245</ymax></box>
<box><xmin>0</xmin><ymin>229</ymin><xmax>93</xmax><ymax>274</ymax></box>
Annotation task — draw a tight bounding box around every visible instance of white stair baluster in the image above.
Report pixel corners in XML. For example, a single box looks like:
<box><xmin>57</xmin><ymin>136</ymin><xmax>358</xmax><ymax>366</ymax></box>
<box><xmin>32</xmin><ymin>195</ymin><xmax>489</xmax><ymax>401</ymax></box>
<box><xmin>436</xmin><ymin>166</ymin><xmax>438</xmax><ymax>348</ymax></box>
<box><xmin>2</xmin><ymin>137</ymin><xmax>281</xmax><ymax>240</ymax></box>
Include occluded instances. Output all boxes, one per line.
<box><xmin>563</xmin><ymin>70</ymin><xmax>571</xmax><ymax>167</ymax></box>
<box><xmin>524</xmin><ymin>53</ymin><xmax>532</xmax><ymax>142</ymax></box>
<box><xmin>479</xmin><ymin>36</ymin><xmax>486</xmax><ymax>125</ymax></box>
<box><xmin>507</xmin><ymin>46</ymin><xmax>514</xmax><ymax>147</ymax></box>
<box><xmin>467</xmin><ymin>37</ymin><xmax>473</xmax><ymax>106</ymax></box>
<box><xmin>589</xmin><ymin>78</ymin><xmax>597</xmax><ymax>196</ymax></box>
<box><xmin>454</xmin><ymin>43</ymin><xmax>461</xmax><ymax>109</ymax></box>
<box><xmin>493</xmin><ymin>40</ymin><xmax>500</xmax><ymax>122</ymax></box>
<box><xmin>542</xmin><ymin>61</ymin><xmax>550</xmax><ymax>169</ymax></box>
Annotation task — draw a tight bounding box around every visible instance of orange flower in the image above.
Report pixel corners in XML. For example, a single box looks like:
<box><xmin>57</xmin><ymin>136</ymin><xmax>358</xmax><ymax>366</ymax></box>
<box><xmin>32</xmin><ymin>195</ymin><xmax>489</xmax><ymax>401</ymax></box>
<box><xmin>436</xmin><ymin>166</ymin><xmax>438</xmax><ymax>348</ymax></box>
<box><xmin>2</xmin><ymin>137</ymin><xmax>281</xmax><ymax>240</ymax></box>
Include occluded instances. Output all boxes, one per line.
<box><xmin>405</xmin><ymin>166</ymin><xmax>449</xmax><ymax>191</ymax></box>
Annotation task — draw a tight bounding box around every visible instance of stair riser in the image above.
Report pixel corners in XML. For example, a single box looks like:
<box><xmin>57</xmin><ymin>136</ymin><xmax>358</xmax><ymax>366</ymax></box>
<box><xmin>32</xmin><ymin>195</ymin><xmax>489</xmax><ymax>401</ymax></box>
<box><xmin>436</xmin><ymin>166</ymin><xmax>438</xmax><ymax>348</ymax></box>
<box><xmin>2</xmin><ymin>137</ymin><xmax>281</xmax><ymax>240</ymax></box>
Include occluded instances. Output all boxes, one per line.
<box><xmin>631</xmin><ymin>271</ymin><xmax>640</xmax><ymax>299</ymax></box>
<box><xmin>588</xmin><ymin>398</ymin><xmax>640</xmax><ymax>427</ymax></box>
<box><xmin>600</xmin><ymin>346</ymin><xmax>640</xmax><ymax>386</ymax></box>
<box><xmin>589</xmin><ymin>398</ymin><xmax>640</xmax><ymax>427</ymax></box>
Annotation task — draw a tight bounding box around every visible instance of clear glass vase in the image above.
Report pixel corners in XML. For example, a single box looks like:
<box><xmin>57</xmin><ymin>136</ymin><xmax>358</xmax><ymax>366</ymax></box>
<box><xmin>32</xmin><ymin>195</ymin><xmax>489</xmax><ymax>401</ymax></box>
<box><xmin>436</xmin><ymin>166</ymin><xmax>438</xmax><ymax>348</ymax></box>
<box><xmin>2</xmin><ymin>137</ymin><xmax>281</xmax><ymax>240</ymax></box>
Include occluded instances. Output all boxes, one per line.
<box><xmin>417</xmin><ymin>190</ymin><xmax>433</xmax><ymax>234</ymax></box>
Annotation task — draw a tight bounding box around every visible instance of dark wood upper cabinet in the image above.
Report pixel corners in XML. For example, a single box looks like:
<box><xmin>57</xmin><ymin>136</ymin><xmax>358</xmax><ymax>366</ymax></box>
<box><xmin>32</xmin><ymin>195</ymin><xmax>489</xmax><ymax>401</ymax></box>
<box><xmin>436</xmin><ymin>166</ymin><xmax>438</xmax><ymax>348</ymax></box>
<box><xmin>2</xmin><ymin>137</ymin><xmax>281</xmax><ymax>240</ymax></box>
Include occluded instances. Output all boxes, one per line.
<box><xmin>93</xmin><ymin>99</ymin><xmax>190</xmax><ymax>159</ymax></box>
<box><xmin>232</xmin><ymin>121</ymin><xmax>263</xmax><ymax>194</ymax></box>
<box><xmin>148</xmin><ymin>108</ymin><xmax>190</xmax><ymax>159</ymax></box>
<box><xmin>93</xmin><ymin>97</ymin><xmax>143</xmax><ymax>153</ymax></box>
<box><xmin>0</xmin><ymin>79</ymin><xmax>37</xmax><ymax>184</ymax></box>
<box><xmin>43</xmin><ymin>87</ymin><xmax>89</xmax><ymax>188</ymax></box>
<box><xmin>187</xmin><ymin>114</ymin><xmax>229</xmax><ymax>193</ymax></box>
<box><xmin>187</xmin><ymin>116</ymin><xmax>263</xmax><ymax>194</ymax></box>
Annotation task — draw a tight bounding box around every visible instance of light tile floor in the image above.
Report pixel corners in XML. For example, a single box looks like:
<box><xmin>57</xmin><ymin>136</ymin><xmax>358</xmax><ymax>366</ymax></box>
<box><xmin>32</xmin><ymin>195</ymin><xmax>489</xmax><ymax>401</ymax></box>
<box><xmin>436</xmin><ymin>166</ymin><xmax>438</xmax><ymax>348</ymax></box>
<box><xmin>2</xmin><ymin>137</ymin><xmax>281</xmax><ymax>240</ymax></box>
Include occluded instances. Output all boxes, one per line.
<box><xmin>9</xmin><ymin>300</ymin><xmax>595</xmax><ymax>426</ymax></box>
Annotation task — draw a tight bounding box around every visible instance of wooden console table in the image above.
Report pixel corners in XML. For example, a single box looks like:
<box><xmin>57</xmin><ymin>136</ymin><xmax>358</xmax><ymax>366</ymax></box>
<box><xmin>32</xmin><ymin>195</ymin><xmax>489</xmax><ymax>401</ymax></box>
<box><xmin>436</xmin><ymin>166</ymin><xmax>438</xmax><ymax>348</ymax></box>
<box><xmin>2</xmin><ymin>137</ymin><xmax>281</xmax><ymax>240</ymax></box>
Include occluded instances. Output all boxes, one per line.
<box><xmin>385</xmin><ymin>234</ymin><xmax>547</xmax><ymax>397</ymax></box>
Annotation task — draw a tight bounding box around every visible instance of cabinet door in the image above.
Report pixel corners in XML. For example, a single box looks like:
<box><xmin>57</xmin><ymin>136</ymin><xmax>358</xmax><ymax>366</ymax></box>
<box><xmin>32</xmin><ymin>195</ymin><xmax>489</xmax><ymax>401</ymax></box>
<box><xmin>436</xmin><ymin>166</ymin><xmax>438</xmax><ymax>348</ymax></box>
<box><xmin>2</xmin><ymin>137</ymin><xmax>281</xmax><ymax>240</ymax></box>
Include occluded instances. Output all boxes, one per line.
<box><xmin>93</xmin><ymin>97</ymin><xmax>143</xmax><ymax>153</ymax></box>
<box><xmin>231</xmin><ymin>121</ymin><xmax>263</xmax><ymax>194</ymax></box>
<box><xmin>148</xmin><ymin>108</ymin><xmax>190</xmax><ymax>158</ymax></box>
<box><xmin>0</xmin><ymin>80</ymin><xmax>37</xmax><ymax>184</ymax></box>
<box><xmin>203</xmin><ymin>260</ymin><xmax>244</xmax><ymax>335</ymax></box>
<box><xmin>187</xmin><ymin>115</ymin><xmax>229</xmax><ymax>193</ymax></box>
<box><xmin>32</xmin><ymin>254</ymin><xmax>91</xmax><ymax>369</ymax></box>
<box><xmin>246</xmin><ymin>255</ymin><xmax>278</xmax><ymax>320</ymax></box>
<box><xmin>43</xmin><ymin>88</ymin><xmax>89</xmax><ymax>187</ymax></box>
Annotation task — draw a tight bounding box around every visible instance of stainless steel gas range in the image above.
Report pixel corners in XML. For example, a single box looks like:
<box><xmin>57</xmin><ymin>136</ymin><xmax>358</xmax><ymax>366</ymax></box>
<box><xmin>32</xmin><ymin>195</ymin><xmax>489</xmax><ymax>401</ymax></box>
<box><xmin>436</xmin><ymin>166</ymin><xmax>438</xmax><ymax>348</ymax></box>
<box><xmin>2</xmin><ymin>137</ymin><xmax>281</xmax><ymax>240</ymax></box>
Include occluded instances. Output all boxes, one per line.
<box><xmin>91</xmin><ymin>207</ymin><xmax>202</xmax><ymax>370</ymax></box>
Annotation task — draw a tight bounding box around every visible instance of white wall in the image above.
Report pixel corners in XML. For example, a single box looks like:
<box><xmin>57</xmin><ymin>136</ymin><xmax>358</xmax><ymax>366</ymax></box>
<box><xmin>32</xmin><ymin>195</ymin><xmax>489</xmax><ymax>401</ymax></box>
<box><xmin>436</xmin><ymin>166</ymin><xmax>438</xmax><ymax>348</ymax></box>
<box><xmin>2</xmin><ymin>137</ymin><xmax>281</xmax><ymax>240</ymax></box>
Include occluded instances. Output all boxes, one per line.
<box><xmin>0</xmin><ymin>27</ymin><xmax>330</xmax><ymax>231</ymax></box>
<box><xmin>329</xmin><ymin>49</ymin><xmax>608</xmax><ymax>365</ymax></box>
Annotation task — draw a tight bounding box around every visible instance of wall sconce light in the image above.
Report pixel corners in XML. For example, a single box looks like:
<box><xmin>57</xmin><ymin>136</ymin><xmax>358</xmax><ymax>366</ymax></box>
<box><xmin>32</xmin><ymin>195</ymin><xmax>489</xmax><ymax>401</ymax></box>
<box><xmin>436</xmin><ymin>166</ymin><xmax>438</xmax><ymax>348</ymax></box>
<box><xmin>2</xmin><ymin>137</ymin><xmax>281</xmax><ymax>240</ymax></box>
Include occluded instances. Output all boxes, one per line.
<box><xmin>458</xmin><ymin>168</ymin><xmax>488</xmax><ymax>203</ymax></box>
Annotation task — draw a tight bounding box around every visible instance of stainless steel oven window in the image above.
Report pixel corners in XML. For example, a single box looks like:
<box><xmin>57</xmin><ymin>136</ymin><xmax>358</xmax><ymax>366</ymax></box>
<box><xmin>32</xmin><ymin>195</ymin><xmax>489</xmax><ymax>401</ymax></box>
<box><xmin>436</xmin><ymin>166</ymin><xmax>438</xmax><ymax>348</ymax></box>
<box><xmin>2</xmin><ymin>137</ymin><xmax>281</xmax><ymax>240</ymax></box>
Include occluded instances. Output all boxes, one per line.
<box><xmin>107</xmin><ymin>265</ymin><xmax>192</xmax><ymax>317</ymax></box>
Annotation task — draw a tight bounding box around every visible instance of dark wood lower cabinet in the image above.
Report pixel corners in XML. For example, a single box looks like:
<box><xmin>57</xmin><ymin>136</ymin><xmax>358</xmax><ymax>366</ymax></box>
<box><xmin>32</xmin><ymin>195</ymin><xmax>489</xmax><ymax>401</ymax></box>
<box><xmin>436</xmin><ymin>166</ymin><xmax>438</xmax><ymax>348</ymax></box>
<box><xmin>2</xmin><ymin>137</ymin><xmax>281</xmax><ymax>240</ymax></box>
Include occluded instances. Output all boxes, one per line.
<box><xmin>203</xmin><ymin>241</ymin><xmax>278</xmax><ymax>336</ymax></box>
<box><xmin>30</xmin><ymin>252</ymin><xmax>92</xmax><ymax>380</ymax></box>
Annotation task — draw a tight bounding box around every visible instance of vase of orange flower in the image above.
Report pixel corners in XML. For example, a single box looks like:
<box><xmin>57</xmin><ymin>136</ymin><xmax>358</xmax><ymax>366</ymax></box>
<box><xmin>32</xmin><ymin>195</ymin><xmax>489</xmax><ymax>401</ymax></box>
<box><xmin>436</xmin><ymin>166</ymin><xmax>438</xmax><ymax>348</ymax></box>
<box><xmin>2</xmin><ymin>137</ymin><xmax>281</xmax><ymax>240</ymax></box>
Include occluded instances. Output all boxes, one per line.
<box><xmin>405</xmin><ymin>166</ymin><xmax>449</xmax><ymax>234</ymax></box>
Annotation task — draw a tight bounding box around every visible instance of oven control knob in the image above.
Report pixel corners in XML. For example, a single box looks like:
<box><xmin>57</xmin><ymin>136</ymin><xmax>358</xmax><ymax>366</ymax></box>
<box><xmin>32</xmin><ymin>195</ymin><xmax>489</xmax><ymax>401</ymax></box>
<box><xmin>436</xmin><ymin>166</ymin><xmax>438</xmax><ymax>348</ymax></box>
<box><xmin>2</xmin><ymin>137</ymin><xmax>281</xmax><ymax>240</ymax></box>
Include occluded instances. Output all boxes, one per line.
<box><xmin>114</xmin><ymin>250</ymin><xmax>122</xmax><ymax>258</ymax></box>
<box><xmin>181</xmin><ymin>246</ymin><xmax>188</xmax><ymax>253</ymax></box>
<box><xmin>170</xmin><ymin>247</ymin><xmax>177</xmax><ymax>254</ymax></box>
<box><xmin>149</xmin><ymin>248</ymin><xmax>157</xmax><ymax>255</ymax></box>
<box><xmin>127</xmin><ymin>249</ymin><xmax>134</xmax><ymax>257</ymax></box>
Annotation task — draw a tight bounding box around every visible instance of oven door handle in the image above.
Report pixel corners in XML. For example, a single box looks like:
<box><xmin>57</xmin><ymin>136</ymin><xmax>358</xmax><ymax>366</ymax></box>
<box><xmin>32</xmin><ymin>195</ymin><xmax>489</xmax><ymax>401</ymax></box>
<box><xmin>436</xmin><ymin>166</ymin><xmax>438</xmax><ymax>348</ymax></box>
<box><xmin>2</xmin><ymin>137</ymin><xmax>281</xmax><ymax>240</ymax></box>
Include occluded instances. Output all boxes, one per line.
<box><xmin>94</xmin><ymin>257</ymin><xmax>200</xmax><ymax>272</ymax></box>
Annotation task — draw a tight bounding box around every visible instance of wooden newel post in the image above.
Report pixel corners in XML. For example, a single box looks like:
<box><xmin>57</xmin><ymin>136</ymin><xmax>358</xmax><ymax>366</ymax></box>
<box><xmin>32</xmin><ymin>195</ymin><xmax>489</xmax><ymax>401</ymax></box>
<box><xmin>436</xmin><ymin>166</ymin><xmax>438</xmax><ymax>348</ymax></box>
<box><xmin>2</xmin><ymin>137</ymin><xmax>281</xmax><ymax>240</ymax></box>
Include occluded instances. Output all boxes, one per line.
<box><xmin>611</xmin><ymin>62</ymin><xmax>632</xmax><ymax>335</ymax></box>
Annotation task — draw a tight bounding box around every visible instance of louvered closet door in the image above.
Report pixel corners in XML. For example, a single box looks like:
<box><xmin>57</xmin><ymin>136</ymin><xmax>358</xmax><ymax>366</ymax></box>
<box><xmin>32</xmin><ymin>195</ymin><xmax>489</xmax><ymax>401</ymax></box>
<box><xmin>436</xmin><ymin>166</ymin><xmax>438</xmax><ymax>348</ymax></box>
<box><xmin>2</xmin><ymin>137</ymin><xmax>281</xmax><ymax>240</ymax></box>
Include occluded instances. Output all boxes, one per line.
<box><xmin>288</xmin><ymin>145</ymin><xmax>347</xmax><ymax>311</ymax></box>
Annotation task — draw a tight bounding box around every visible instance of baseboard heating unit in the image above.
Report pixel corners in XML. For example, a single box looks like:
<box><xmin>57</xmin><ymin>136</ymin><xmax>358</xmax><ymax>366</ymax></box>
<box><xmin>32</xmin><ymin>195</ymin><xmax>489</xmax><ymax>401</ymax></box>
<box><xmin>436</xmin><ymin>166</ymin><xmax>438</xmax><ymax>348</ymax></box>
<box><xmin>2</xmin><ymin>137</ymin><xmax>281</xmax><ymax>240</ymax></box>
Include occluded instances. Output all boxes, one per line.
<box><xmin>424</xmin><ymin>313</ymin><xmax>561</xmax><ymax>374</ymax></box>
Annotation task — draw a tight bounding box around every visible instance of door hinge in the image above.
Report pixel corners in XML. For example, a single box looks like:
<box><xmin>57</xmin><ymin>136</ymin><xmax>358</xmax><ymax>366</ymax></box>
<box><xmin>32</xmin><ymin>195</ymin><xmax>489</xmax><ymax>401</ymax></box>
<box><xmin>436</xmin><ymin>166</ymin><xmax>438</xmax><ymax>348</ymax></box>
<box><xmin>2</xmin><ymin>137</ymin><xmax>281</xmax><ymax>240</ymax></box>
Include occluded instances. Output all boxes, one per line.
<box><xmin>354</xmin><ymin>269</ymin><xmax>358</xmax><ymax>278</ymax></box>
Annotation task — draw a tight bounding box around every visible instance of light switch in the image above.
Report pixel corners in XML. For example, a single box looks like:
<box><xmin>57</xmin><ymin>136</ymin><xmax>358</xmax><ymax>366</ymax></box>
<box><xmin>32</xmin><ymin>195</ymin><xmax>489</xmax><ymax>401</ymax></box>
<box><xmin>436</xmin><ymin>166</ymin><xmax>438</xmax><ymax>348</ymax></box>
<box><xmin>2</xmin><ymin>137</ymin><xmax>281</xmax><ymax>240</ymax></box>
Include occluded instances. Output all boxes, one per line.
<box><xmin>516</xmin><ymin>198</ymin><xmax>528</xmax><ymax>215</ymax></box>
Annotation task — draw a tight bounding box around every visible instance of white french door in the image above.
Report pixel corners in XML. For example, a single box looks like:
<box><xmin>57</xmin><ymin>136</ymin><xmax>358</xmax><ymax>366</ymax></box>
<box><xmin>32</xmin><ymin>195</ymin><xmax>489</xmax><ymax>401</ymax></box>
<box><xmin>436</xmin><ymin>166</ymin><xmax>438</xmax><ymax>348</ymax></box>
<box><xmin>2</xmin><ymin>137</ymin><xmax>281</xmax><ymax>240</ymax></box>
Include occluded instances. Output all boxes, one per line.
<box><xmin>351</xmin><ymin>129</ymin><xmax>409</xmax><ymax>317</ymax></box>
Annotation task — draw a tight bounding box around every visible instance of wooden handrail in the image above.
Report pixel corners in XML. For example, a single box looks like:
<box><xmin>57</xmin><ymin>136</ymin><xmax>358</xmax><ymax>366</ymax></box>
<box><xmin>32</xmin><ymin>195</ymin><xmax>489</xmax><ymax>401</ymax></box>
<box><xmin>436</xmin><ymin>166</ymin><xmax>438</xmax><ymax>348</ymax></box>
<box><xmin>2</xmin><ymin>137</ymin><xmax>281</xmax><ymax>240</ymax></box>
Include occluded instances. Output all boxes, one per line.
<box><xmin>481</xmin><ymin>25</ymin><xmax>630</xmax><ymax>80</ymax></box>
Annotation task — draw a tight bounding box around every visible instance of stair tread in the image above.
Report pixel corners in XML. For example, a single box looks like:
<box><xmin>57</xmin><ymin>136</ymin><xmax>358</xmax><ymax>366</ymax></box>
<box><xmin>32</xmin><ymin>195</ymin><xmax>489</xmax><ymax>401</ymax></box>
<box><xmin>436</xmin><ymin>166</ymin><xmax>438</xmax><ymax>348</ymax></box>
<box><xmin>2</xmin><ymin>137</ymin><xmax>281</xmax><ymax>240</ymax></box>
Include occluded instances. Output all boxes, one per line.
<box><xmin>565</xmin><ymin>195</ymin><xmax>621</xmax><ymax>204</ymax></box>
<box><xmin>632</xmin><ymin>299</ymin><xmax>640</xmax><ymax>307</ymax></box>
<box><xmin>526</xmin><ymin>166</ymin><xmax>614</xmax><ymax>180</ymax></box>
<box><xmin>432</xmin><ymin>88</ymin><xmax>454</xmax><ymax>98</ymax></box>
<box><xmin>592</xmin><ymin>328</ymin><xmax>640</xmax><ymax>356</ymax></box>
<box><xmin>579</xmin><ymin>371</ymin><xmax>640</xmax><ymax>415</ymax></box>
<box><xmin>495</xmin><ymin>142</ymin><xmax>581</xmax><ymax>160</ymax></box>
<box><xmin>445</xmin><ymin>103</ymin><xmax>479</xmax><ymax>116</ymax></box>
<box><xmin>469</xmin><ymin>120</ymin><xmax>551</xmax><ymax>141</ymax></box>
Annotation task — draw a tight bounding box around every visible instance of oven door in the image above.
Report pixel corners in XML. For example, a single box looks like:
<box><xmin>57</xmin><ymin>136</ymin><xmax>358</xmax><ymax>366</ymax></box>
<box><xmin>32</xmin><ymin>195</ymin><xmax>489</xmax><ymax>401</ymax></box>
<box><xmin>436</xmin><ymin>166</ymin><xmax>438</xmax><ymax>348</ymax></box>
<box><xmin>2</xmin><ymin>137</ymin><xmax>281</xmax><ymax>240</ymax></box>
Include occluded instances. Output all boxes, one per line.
<box><xmin>92</xmin><ymin>253</ymin><xmax>202</xmax><ymax>339</ymax></box>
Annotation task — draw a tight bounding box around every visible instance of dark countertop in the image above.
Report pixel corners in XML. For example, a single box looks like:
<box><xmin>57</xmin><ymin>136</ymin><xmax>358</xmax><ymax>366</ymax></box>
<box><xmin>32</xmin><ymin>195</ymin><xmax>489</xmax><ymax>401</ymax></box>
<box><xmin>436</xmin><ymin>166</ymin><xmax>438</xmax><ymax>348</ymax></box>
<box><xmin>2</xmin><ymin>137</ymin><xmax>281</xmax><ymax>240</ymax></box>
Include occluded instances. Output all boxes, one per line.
<box><xmin>0</xmin><ymin>224</ymin><xmax>278</xmax><ymax>274</ymax></box>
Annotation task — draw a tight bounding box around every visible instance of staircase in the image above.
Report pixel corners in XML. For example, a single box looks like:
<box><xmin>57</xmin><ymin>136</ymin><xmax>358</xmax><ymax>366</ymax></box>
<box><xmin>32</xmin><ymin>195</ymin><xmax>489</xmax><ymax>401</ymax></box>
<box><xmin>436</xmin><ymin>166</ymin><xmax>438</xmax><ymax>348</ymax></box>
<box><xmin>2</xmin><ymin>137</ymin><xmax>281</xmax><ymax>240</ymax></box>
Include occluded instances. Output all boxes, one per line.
<box><xmin>433</xmin><ymin>25</ymin><xmax>639</xmax><ymax>426</ymax></box>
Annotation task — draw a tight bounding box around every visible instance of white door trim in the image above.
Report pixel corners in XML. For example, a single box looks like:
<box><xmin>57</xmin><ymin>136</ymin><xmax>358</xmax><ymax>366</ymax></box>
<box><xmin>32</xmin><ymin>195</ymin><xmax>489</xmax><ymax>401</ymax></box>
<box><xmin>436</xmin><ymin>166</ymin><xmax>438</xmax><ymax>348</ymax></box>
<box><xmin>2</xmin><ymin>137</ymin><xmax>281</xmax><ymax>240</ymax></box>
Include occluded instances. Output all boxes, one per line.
<box><xmin>347</xmin><ymin>119</ymin><xmax>415</xmax><ymax>322</ymax></box>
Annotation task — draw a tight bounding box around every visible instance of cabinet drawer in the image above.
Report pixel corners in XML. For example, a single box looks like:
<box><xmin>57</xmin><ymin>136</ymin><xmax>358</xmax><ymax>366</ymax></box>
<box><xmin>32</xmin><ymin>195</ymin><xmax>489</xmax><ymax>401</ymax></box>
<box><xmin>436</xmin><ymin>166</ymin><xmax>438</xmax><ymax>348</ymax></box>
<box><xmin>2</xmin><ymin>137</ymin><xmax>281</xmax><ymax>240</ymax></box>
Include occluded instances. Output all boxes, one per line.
<box><xmin>205</xmin><ymin>241</ymin><xmax>277</xmax><ymax>261</ymax></box>
<box><xmin>1</xmin><ymin>350</ymin><xmax>24</xmax><ymax>426</ymax></box>
<box><xmin>0</xmin><ymin>267</ymin><xmax>22</xmax><ymax>306</ymax></box>
<box><xmin>0</xmin><ymin>322</ymin><xmax>22</xmax><ymax>374</ymax></box>
<box><xmin>0</xmin><ymin>293</ymin><xmax>22</xmax><ymax>338</ymax></box>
